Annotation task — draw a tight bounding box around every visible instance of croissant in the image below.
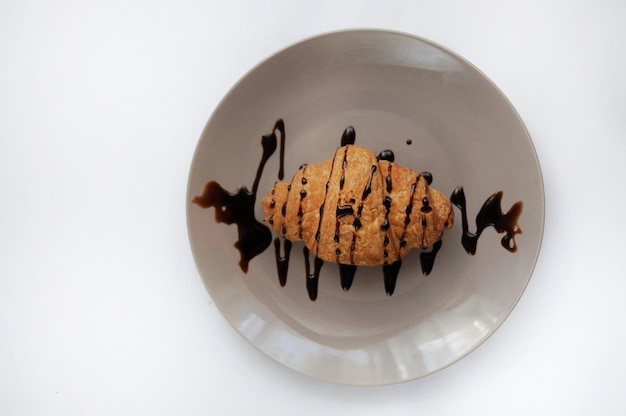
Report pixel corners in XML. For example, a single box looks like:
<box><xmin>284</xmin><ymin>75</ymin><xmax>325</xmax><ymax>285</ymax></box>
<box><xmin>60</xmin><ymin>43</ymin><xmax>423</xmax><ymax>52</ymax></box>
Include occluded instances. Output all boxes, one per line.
<box><xmin>260</xmin><ymin>143</ymin><xmax>454</xmax><ymax>267</ymax></box>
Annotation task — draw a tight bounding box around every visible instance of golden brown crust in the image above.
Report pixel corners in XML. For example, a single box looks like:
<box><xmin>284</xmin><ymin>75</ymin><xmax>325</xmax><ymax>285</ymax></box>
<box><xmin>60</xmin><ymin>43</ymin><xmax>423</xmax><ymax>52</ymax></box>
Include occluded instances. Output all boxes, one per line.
<box><xmin>260</xmin><ymin>145</ymin><xmax>454</xmax><ymax>266</ymax></box>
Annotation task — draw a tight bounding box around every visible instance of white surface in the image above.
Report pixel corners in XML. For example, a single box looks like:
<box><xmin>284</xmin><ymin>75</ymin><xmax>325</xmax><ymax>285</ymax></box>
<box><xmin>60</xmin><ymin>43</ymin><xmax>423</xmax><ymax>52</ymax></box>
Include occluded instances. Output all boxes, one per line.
<box><xmin>1</xmin><ymin>0</ymin><xmax>624</xmax><ymax>414</ymax></box>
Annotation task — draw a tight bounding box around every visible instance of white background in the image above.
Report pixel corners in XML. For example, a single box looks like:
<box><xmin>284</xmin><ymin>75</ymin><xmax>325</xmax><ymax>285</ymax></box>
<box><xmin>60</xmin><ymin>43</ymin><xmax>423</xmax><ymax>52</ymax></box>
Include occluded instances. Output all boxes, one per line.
<box><xmin>1</xmin><ymin>1</ymin><xmax>625</xmax><ymax>414</ymax></box>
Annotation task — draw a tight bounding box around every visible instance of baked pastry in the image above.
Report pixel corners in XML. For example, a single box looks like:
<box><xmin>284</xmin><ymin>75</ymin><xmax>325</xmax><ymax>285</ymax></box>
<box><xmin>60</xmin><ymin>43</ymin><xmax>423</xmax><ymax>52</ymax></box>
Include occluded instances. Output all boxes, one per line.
<box><xmin>260</xmin><ymin>144</ymin><xmax>454</xmax><ymax>266</ymax></box>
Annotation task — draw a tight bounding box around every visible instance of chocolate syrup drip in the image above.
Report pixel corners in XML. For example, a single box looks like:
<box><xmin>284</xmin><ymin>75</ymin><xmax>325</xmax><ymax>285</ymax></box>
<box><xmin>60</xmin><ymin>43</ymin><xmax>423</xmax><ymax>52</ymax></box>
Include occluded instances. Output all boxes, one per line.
<box><xmin>341</xmin><ymin>126</ymin><xmax>356</xmax><ymax>146</ymax></box>
<box><xmin>406</xmin><ymin>139</ymin><xmax>412</xmax><ymax>145</ymax></box>
<box><xmin>340</xmin><ymin>150</ymin><xmax>348</xmax><ymax>190</ymax></box>
<box><xmin>377</xmin><ymin>149</ymin><xmax>395</xmax><ymax>162</ymax></box>
<box><xmin>192</xmin><ymin>123</ymin><xmax>280</xmax><ymax>272</ymax></box>
<box><xmin>380</xmin><ymin>196</ymin><xmax>394</xmax><ymax>257</ymax></box>
<box><xmin>274</xmin><ymin>237</ymin><xmax>292</xmax><ymax>286</ymax></box>
<box><xmin>313</xmin><ymin>149</ymin><xmax>339</xmax><ymax>256</ymax></box>
<box><xmin>361</xmin><ymin>165</ymin><xmax>377</xmax><ymax>201</ymax></box>
<box><xmin>297</xmin><ymin>167</ymin><xmax>308</xmax><ymax>238</ymax></box>
<box><xmin>399</xmin><ymin>178</ymin><xmax>418</xmax><ymax>246</ymax></box>
<box><xmin>421</xmin><ymin>172</ymin><xmax>433</xmax><ymax>186</ymax></box>
<box><xmin>274</xmin><ymin>119</ymin><xmax>286</xmax><ymax>180</ymax></box>
<box><xmin>450</xmin><ymin>186</ymin><xmax>523</xmax><ymax>255</ymax></box>
<box><xmin>253</xmin><ymin>122</ymin><xmax>281</xmax><ymax>194</ymax></box>
<box><xmin>383</xmin><ymin>260</ymin><xmax>402</xmax><ymax>296</ymax></box>
<box><xmin>335</xmin><ymin>204</ymin><xmax>355</xmax><ymax>243</ymax></box>
<box><xmin>338</xmin><ymin>264</ymin><xmax>357</xmax><ymax>291</ymax></box>
<box><xmin>303</xmin><ymin>246</ymin><xmax>324</xmax><ymax>301</ymax></box>
<box><xmin>297</xmin><ymin>191</ymin><xmax>306</xmax><ymax>212</ymax></box>
<box><xmin>349</xmin><ymin>235</ymin><xmax>357</xmax><ymax>265</ymax></box>
<box><xmin>193</xmin><ymin>182</ymin><xmax>271</xmax><ymax>273</ymax></box>
<box><xmin>405</xmin><ymin>196</ymin><xmax>414</xmax><ymax>217</ymax></box>
<box><xmin>383</xmin><ymin>196</ymin><xmax>392</xmax><ymax>215</ymax></box>
<box><xmin>336</xmin><ymin>204</ymin><xmax>354</xmax><ymax>218</ymax></box>
<box><xmin>420</xmin><ymin>240</ymin><xmax>442</xmax><ymax>275</ymax></box>
<box><xmin>385</xmin><ymin>163</ymin><xmax>393</xmax><ymax>193</ymax></box>
<box><xmin>346</xmin><ymin>165</ymin><xmax>378</xmax><ymax>265</ymax></box>
<box><xmin>333</xmin><ymin>148</ymin><xmax>350</xmax><ymax>244</ymax></box>
<box><xmin>197</xmin><ymin>119</ymin><xmax>523</xmax><ymax>301</ymax></box>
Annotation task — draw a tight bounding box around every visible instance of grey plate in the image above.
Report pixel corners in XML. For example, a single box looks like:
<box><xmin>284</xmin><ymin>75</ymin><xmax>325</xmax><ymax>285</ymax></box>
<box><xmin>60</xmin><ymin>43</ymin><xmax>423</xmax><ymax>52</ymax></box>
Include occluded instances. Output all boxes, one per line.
<box><xmin>187</xmin><ymin>29</ymin><xmax>544</xmax><ymax>385</ymax></box>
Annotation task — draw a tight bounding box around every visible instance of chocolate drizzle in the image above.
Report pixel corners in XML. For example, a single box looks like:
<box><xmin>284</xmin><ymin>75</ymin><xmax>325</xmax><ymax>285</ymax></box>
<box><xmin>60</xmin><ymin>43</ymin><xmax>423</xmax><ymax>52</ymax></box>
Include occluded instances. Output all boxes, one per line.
<box><xmin>338</xmin><ymin>264</ymin><xmax>357</xmax><ymax>291</ymax></box>
<box><xmin>361</xmin><ymin>165</ymin><xmax>377</xmax><ymax>201</ymax></box>
<box><xmin>341</xmin><ymin>126</ymin><xmax>356</xmax><ymax>146</ymax></box>
<box><xmin>274</xmin><ymin>237</ymin><xmax>292</xmax><ymax>286</ymax></box>
<box><xmin>334</xmin><ymin>148</ymin><xmax>350</xmax><ymax>244</ymax></box>
<box><xmin>399</xmin><ymin>178</ymin><xmax>419</xmax><ymax>251</ymax></box>
<box><xmin>303</xmin><ymin>246</ymin><xmax>324</xmax><ymax>301</ymax></box>
<box><xmin>348</xmin><ymin>164</ymin><xmax>377</xmax><ymax>265</ymax></box>
<box><xmin>194</xmin><ymin>118</ymin><xmax>524</xmax><ymax>301</ymax></box>
<box><xmin>297</xmin><ymin>168</ymin><xmax>307</xmax><ymax>239</ymax></box>
<box><xmin>193</xmin><ymin>182</ymin><xmax>271</xmax><ymax>273</ymax></box>
<box><xmin>377</xmin><ymin>149</ymin><xmax>395</xmax><ymax>162</ymax></box>
<box><xmin>450</xmin><ymin>186</ymin><xmax>523</xmax><ymax>255</ymax></box>
<box><xmin>383</xmin><ymin>260</ymin><xmax>402</xmax><ymax>295</ymax></box>
<box><xmin>420</xmin><ymin>240</ymin><xmax>442</xmax><ymax>275</ymax></box>
<box><xmin>192</xmin><ymin>119</ymin><xmax>284</xmax><ymax>272</ymax></box>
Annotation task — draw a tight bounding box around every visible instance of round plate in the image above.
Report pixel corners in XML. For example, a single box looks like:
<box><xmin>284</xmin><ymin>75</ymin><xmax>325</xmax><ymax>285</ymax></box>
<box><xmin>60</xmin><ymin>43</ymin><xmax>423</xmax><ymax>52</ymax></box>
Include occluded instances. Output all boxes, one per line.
<box><xmin>186</xmin><ymin>29</ymin><xmax>544</xmax><ymax>385</ymax></box>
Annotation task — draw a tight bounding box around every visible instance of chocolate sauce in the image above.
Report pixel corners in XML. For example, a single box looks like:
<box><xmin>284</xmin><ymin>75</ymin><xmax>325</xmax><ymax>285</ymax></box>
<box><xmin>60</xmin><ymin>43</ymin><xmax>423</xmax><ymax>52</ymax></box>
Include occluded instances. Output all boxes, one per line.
<box><xmin>450</xmin><ymin>186</ymin><xmax>523</xmax><ymax>255</ymax></box>
<box><xmin>383</xmin><ymin>260</ymin><xmax>402</xmax><ymax>295</ymax></box>
<box><xmin>303</xmin><ymin>246</ymin><xmax>324</xmax><ymax>301</ymax></box>
<box><xmin>341</xmin><ymin>126</ymin><xmax>355</xmax><ymax>146</ymax></box>
<box><xmin>383</xmin><ymin>161</ymin><xmax>393</xmax><ymax>193</ymax></box>
<box><xmin>386</xmin><ymin>174</ymin><xmax>393</xmax><ymax>193</ymax></box>
<box><xmin>254</xmin><ymin>119</ymin><xmax>284</xmax><ymax>193</ymax></box>
<box><xmin>276</xmin><ymin>119</ymin><xmax>286</xmax><ymax>180</ymax></box>
<box><xmin>334</xmin><ymin>149</ymin><xmax>351</xmax><ymax>242</ymax></box>
<box><xmin>336</xmin><ymin>204</ymin><xmax>355</xmax><ymax>218</ymax></box>
<box><xmin>362</xmin><ymin>165</ymin><xmax>377</xmax><ymax>201</ymax></box>
<box><xmin>347</xmin><ymin>164</ymin><xmax>378</xmax><ymax>265</ymax></box>
<box><xmin>313</xmin><ymin>148</ymin><xmax>339</xmax><ymax>255</ymax></box>
<box><xmin>399</xmin><ymin>179</ymin><xmax>418</xmax><ymax>246</ymax></box>
<box><xmin>297</xmin><ymin>167</ymin><xmax>308</xmax><ymax>238</ymax></box>
<box><xmin>195</xmin><ymin>119</ymin><xmax>523</xmax><ymax>301</ymax></box>
<box><xmin>192</xmin><ymin>119</ymin><xmax>283</xmax><ymax>271</ymax></box>
<box><xmin>334</xmin><ymin>203</ymin><xmax>354</xmax><ymax>243</ymax></box>
<box><xmin>340</xmin><ymin>150</ymin><xmax>348</xmax><ymax>190</ymax></box>
<box><xmin>274</xmin><ymin>237</ymin><xmax>292</xmax><ymax>286</ymax></box>
<box><xmin>420</xmin><ymin>172</ymin><xmax>433</xmax><ymax>186</ymax></box>
<box><xmin>406</xmin><ymin>139</ymin><xmax>412</xmax><ymax>145</ymax></box>
<box><xmin>193</xmin><ymin>181</ymin><xmax>272</xmax><ymax>273</ymax></box>
<box><xmin>377</xmin><ymin>149</ymin><xmax>395</xmax><ymax>162</ymax></box>
<box><xmin>338</xmin><ymin>264</ymin><xmax>357</xmax><ymax>291</ymax></box>
<box><xmin>420</xmin><ymin>240</ymin><xmax>442</xmax><ymax>275</ymax></box>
